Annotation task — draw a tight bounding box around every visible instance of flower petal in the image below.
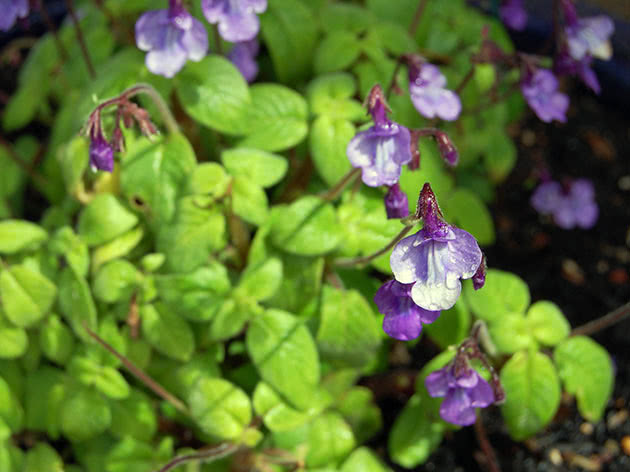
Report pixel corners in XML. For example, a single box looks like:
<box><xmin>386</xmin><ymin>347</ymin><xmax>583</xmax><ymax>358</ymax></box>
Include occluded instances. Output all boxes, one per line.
<box><xmin>180</xmin><ymin>18</ymin><xmax>209</xmax><ymax>61</ymax></box>
<box><xmin>135</xmin><ymin>10</ymin><xmax>170</xmax><ymax>51</ymax></box>
<box><xmin>425</xmin><ymin>368</ymin><xmax>451</xmax><ymax>397</ymax></box>
<box><xmin>440</xmin><ymin>388</ymin><xmax>476</xmax><ymax>426</ymax></box>
<box><xmin>469</xmin><ymin>376</ymin><xmax>495</xmax><ymax>408</ymax></box>
<box><xmin>382</xmin><ymin>309</ymin><xmax>422</xmax><ymax>341</ymax></box>
<box><xmin>446</xmin><ymin>227</ymin><xmax>483</xmax><ymax>281</ymax></box>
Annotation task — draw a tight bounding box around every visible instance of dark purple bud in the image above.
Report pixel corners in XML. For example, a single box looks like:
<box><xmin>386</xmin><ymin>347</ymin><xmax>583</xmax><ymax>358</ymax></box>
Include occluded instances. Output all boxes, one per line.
<box><xmin>472</xmin><ymin>254</ymin><xmax>487</xmax><ymax>290</ymax></box>
<box><xmin>89</xmin><ymin>130</ymin><xmax>115</xmax><ymax>173</ymax></box>
<box><xmin>366</xmin><ymin>84</ymin><xmax>391</xmax><ymax>127</ymax></box>
<box><xmin>434</xmin><ymin>131</ymin><xmax>459</xmax><ymax>166</ymax></box>
<box><xmin>384</xmin><ymin>184</ymin><xmax>409</xmax><ymax>219</ymax></box>
<box><xmin>417</xmin><ymin>183</ymin><xmax>446</xmax><ymax>234</ymax></box>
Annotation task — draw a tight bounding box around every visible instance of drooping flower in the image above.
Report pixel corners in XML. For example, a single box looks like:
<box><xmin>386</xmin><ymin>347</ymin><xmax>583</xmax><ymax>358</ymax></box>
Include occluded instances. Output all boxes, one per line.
<box><xmin>135</xmin><ymin>0</ymin><xmax>208</xmax><ymax>78</ymax></box>
<box><xmin>409</xmin><ymin>62</ymin><xmax>462</xmax><ymax>121</ymax></box>
<box><xmin>0</xmin><ymin>0</ymin><xmax>28</xmax><ymax>32</ymax></box>
<box><xmin>499</xmin><ymin>0</ymin><xmax>528</xmax><ymax>31</ymax></box>
<box><xmin>390</xmin><ymin>183</ymin><xmax>483</xmax><ymax>311</ymax></box>
<box><xmin>425</xmin><ymin>362</ymin><xmax>495</xmax><ymax>426</ymax></box>
<box><xmin>554</xmin><ymin>50</ymin><xmax>601</xmax><ymax>94</ymax></box>
<box><xmin>384</xmin><ymin>184</ymin><xmax>409</xmax><ymax>219</ymax></box>
<box><xmin>228</xmin><ymin>39</ymin><xmax>260</xmax><ymax>83</ymax></box>
<box><xmin>346</xmin><ymin>85</ymin><xmax>412</xmax><ymax>187</ymax></box>
<box><xmin>202</xmin><ymin>0</ymin><xmax>267</xmax><ymax>43</ymax></box>
<box><xmin>374</xmin><ymin>280</ymin><xmax>440</xmax><ymax>341</ymax></box>
<box><xmin>531</xmin><ymin>178</ymin><xmax>598</xmax><ymax>229</ymax></box>
<box><xmin>521</xmin><ymin>69</ymin><xmax>569</xmax><ymax>123</ymax></box>
<box><xmin>89</xmin><ymin>128</ymin><xmax>115</xmax><ymax>173</ymax></box>
<box><xmin>565</xmin><ymin>15</ymin><xmax>614</xmax><ymax>62</ymax></box>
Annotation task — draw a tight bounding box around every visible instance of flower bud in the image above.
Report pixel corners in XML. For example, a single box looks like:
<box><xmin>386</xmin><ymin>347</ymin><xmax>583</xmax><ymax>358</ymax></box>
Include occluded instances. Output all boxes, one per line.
<box><xmin>434</xmin><ymin>131</ymin><xmax>459</xmax><ymax>166</ymax></box>
<box><xmin>384</xmin><ymin>184</ymin><xmax>409</xmax><ymax>219</ymax></box>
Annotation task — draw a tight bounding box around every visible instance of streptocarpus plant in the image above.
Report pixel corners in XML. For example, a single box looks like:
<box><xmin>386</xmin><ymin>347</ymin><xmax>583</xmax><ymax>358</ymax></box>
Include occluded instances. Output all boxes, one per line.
<box><xmin>0</xmin><ymin>0</ymin><xmax>621</xmax><ymax>471</ymax></box>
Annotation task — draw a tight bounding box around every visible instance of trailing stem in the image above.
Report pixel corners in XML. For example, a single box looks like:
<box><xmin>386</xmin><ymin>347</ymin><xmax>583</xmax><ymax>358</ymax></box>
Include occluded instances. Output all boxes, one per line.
<box><xmin>155</xmin><ymin>443</ymin><xmax>239</xmax><ymax>472</ymax></box>
<box><xmin>571</xmin><ymin>301</ymin><xmax>630</xmax><ymax>337</ymax></box>
<box><xmin>333</xmin><ymin>224</ymin><xmax>414</xmax><ymax>268</ymax></box>
<box><xmin>320</xmin><ymin>167</ymin><xmax>361</xmax><ymax>202</ymax></box>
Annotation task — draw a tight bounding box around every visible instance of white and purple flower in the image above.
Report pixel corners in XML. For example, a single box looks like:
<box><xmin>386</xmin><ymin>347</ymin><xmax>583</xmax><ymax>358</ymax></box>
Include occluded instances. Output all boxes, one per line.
<box><xmin>0</xmin><ymin>0</ymin><xmax>28</xmax><ymax>32</ymax></box>
<box><xmin>135</xmin><ymin>0</ymin><xmax>208</xmax><ymax>78</ymax></box>
<box><xmin>202</xmin><ymin>0</ymin><xmax>267</xmax><ymax>43</ymax></box>
<box><xmin>390</xmin><ymin>183</ymin><xmax>483</xmax><ymax>311</ymax></box>
<box><xmin>346</xmin><ymin>85</ymin><xmax>412</xmax><ymax>187</ymax></box>
<box><xmin>531</xmin><ymin>178</ymin><xmax>598</xmax><ymax>229</ymax></box>
<box><xmin>409</xmin><ymin>63</ymin><xmax>462</xmax><ymax>122</ymax></box>
<box><xmin>565</xmin><ymin>15</ymin><xmax>614</xmax><ymax>62</ymax></box>
<box><xmin>521</xmin><ymin>69</ymin><xmax>569</xmax><ymax>123</ymax></box>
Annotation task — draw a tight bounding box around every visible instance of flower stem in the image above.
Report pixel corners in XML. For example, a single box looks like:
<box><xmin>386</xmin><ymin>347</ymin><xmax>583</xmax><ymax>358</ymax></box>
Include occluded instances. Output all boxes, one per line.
<box><xmin>474</xmin><ymin>416</ymin><xmax>502</xmax><ymax>472</ymax></box>
<box><xmin>409</xmin><ymin>0</ymin><xmax>429</xmax><ymax>36</ymax></box>
<box><xmin>84</xmin><ymin>323</ymin><xmax>190</xmax><ymax>416</ymax></box>
<box><xmin>571</xmin><ymin>301</ymin><xmax>630</xmax><ymax>337</ymax></box>
<box><xmin>156</xmin><ymin>443</ymin><xmax>239</xmax><ymax>472</ymax></box>
<box><xmin>320</xmin><ymin>168</ymin><xmax>361</xmax><ymax>202</ymax></box>
<box><xmin>333</xmin><ymin>224</ymin><xmax>414</xmax><ymax>268</ymax></box>
<box><xmin>64</xmin><ymin>0</ymin><xmax>96</xmax><ymax>78</ymax></box>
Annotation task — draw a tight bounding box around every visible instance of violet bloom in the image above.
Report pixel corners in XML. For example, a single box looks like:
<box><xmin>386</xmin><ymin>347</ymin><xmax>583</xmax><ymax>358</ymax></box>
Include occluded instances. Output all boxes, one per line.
<box><xmin>499</xmin><ymin>0</ymin><xmax>528</xmax><ymax>31</ymax></box>
<box><xmin>555</xmin><ymin>51</ymin><xmax>600</xmax><ymax>94</ymax></box>
<box><xmin>384</xmin><ymin>184</ymin><xmax>409</xmax><ymax>219</ymax></box>
<box><xmin>89</xmin><ymin>129</ymin><xmax>114</xmax><ymax>173</ymax></box>
<box><xmin>346</xmin><ymin>85</ymin><xmax>412</xmax><ymax>187</ymax></box>
<box><xmin>531</xmin><ymin>179</ymin><xmax>598</xmax><ymax>229</ymax></box>
<box><xmin>565</xmin><ymin>16</ymin><xmax>614</xmax><ymax>62</ymax></box>
<box><xmin>374</xmin><ymin>280</ymin><xmax>440</xmax><ymax>341</ymax></box>
<box><xmin>135</xmin><ymin>0</ymin><xmax>208</xmax><ymax>78</ymax></box>
<box><xmin>202</xmin><ymin>0</ymin><xmax>267</xmax><ymax>43</ymax></box>
<box><xmin>425</xmin><ymin>362</ymin><xmax>495</xmax><ymax>426</ymax></box>
<box><xmin>390</xmin><ymin>183</ymin><xmax>482</xmax><ymax>311</ymax></box>
<box><xmin>409</xmin><ymin>63</ymin><xmax>461</xmax><ymax>122</ymax></box>
<box><xmin>228</xmin><ymin>39</ymin><xmax>259</xmax><ymax>83</ymax></box>
<box><xmin>0</xmin><ymin>0</ymin><xmax>28</xmax><ymax>31</ymax></box>
<box><xmin>521</xmin><ymin>69</ymin><xmax>569</xmax><ymax>123</ymax></box>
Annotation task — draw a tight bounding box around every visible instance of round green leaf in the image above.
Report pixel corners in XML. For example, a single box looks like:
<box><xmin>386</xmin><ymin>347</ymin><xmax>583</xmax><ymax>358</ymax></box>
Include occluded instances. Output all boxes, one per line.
<box><xmin>489</xmin><ymin>314</ymin><xmax>534</xmax><ymax>354</ymax></box>
<box><xmin>77</xmin><ymin>194</ymin><xmax>138</xmax><ymax>247</ymax></box>
<box><xmin>0</xmin><ymin>265</ymin><xmax>56</xmax><ymax>328</ymax></box>
<box><xmin>0</xmin><ymin>220</ymin><xmax>47</xmax><ymax>254</ymax></box>
<box><xmin>526</xmin><ymin>301</ymin><xmax>570</xmax><ymax>346</ymax></box>
<box><xmin>231</xmin><ymin>176</ymin><xmax>269</xmax><ymax>226</ymax></box>
<box><xmin>61</xmin><ymin>388</ymin><xmax>112</xmax><ymax>442</ymax></box>
<box><xmin>236</xmin><ymin>257</ymin><xmax>283</xmax><ymax>302</ymax></box>
<box><xmin>315</xmin><ymin>31</ymin><xmax>362</xmax><ymax>74</ymax></box>
<box><xmin>310</xmin><ymin>116</ymin><xmax>354</xmax><ymax>186</ymax></box>
<box><xmin>93</xmin><ymin>260</ymin><xmax>141</xmax><ymax>304</ymax></box>
<box><xmin>464</xmin><ymin>269</ymin><xmax>530</xmax><ymax>323</ymax></box>
<box><xmin>445</xmin><ymin>188</ymin><xmax>495</xmax><ymax>245</ymax></box>
<box><xmin>39</xmin><ymin>315</ymin><xmax>74</xmax><ymax>364</ymax></box>
<box><xmin>305</xmin><ymin>412</ymin><xmax>356</xmax><ymax>468</ymax></box>
<box><xmin>189</xmin><ymin>162</ymin><xmax>230</xmax><ymax>197</ymax></box>
<box><xmin>221</xmin><ymin>148</ymin><xmax>288</xmax><ymax>188</ymax></box>
<box><xmin>140</xmin><ymin>303</ymin><xmax>194</xmax><ymax>362</ymax></box>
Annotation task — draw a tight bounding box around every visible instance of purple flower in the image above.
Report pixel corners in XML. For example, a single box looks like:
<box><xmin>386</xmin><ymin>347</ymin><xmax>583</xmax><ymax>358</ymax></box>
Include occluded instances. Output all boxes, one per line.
<box><xmin>135</xmin><ymin>0</ymin><xmax>208</xmax><ymax>78</ymax></box>
<box><xmin>565</xmin><ymin>16</ymin><xmax>614</xmax><ymax>62</ymax></box>
<box><xmin>409</xmin><ymin>63</ymin><xmax>461</xmax><ymax>121</ymax></box>
<box><xmin>228</xmin><ymin>39</ymin><xmax>260</xmax><ymax>83</ymax></box>
<box><xmin>434</xmin><ymin>131</ymin><xmax>458</xmax><ymax>166</ymax></box>
<box><xmin>555</xmin><ymin>51</ymin><xmax>600</xmax><ymax>94</ymax></box>
<box><xmin>500</xmin><ymin>0</ymin><xmax>528</xmax><ymax>31</ymax></box>
<box><xmin>346</xmin><ymin>85</ymin><xmax>412</xmax><ymax>187</ymax></box>
<box><xmin>0</xmin><ymin>0</ymin><xmax>28</xmax><ymax>32</ymax></box>
<box><xmin>89</xmin><ymin>129</ymin><xmax>115</xmax><ymax>173</ymax></box>
<box><xmin>531</xmin><ymin>179</ymin><xmax>598</xmax><ymax>229</ymax></box>
<box><xmin>390</xmin><ymin>183</ymin><xmax>482</xmax><ymax>311</ymax></box>
<box><xmin>202</xmin><ymin>0</ymin><xmax>267</xmax><ymax>43</ymax></box>
<box><xmin>521</xmin><ymin>69</ymin><xmax>569</xmax><ymax>123</ymax></box>
<box><xmin>374</xmin><ymin>280</ymin><xmax>440</xmax><ymax>341</ymax></box>
<box><xmin>425</xmin><ymin>362</ymin><xmax>495</xmax><ymax>426</ymax></box>
<box><xmin>384</xmin><ymin>184</ymin><xmax>409</xmax><ymax>219</ymax></box>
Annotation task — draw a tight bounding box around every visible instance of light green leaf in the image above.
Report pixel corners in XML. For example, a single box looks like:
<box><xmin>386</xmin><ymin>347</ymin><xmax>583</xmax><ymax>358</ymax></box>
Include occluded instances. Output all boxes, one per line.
<box><xmin>106</xmin><ymin>436</ymin><xmax>173</xmax><ymax>472</ymax></box>
<box><xmin>0</xmin><ymin>265</ymin><xmax>56</xmax><ymax>328</ymax></box>
<box><xmin>140</xmin><ymin>303</ymin><xmax>194</xmax><ymax>362</ymax></box>
<box><xmin>368</xmin><ymin>22</ymin><xmax>417</xmax><ymax>55</ymax></box>
<box><xmin>464</xmin><ymin>269</ymin><xmax>530</xmax><ymax>323</ymax></box>
<box><xmin>188</xmin><ymin>377</ymin><xmax>252</xmax><ymax>440</ymax></box>
<box><xmin>0</xmin><ymin>376</ymin><xmax>23</xmax><ymax>432</ymax></box>
<box><xmin>445</xmin><ymin>188</ymin><xmax>495</xmax><ymax>245</ymax></box>
<box><xmin>176</xmin><ymin>55</ymin><xmax>250</xmax><ymax>134</ymax></box>
<box><xmin>49</xmin><ymin>226</ymin><xmax>89</xmax><ymax>278</ymax></box>
<box><xmin>315</xmin><ymin>31</ymin><xmax>362</xmax><ymax>74</ymax></box>
<box><xmin>0</xmin><ymin>318</ymin><xmax>28</xmax><ymax>359</ymax></box>
<box><xmin>341</xmin><ymin>447</ymin><xmax>390</xmax><ymax>472</ymax></box>
<box><xmin>189</xmin><ymin>162</ymin><xmax>230</xmax><ymax>197</ymax></box>
<box><xmin>246</xmin><ymin>309</ymin><xmax>320</xmax><ymax>410</ymax></box>
<box><xmin>93</xmin><ymin>260</ymin><xmax>142</xmax><ymax>304</ymax></box>
<box><xmin>306</xmin><ymin>73</ymin><xmax>365</xmax><ymax>120</ymax></box>
<box><xmin>317</xmin><ymin>286</ymin><xmax>381</xmax><ymax>368</ymax></box>
<box><xmin>320</xmin><ymin>3</ymin><xmax>377</xmax><ymax>33</ymax></box>
<box><xmin>231</xmin><ymin>176</ymin><xmax>269</xmax><ymax>226</ymax></box>
<box><xmin>61</xmin><ymin>388</ymin><xmax>112</xmax><ymax>442</ymax></box>
<box><xmin>39</xmin><ymin>315</ymin><xmax>75</xmax><ymax>364</ymax></box>
<box><xmin>269</xmin><ymin>196</ymin><xmax>340</xmax><ymax>256</ymax></box>
<box><xmin>24</xmin><ymin>367</ymin><xmax>66</xmax><ymax>438</ymax></box>
<box><xmin>236</xmin><ymin>257</ymin><xmax>283</xmax><ymax>302</ymax></box>
<box><xmin>58</xmin><ymin>266</ymin><xmax>98</xmax><ymax>342</ymax></box>
<box><xmin>221</xmin><ymin>148</ymin><xmax>288</xmax><ymax>188</ymax></box>
<box><xmin>208</xmin><ymin>299</ymin><xmax>257</xmax><ymax>342</ymax></box>
<box><xmin>526</xmin><ymin>301</ymin><xmax>570</xmax><ymax>346</ymax></box>
<box><xmin>23</xmin><ymin>443</ymin><xmax>63</xmax><ymax>472</ymax></box>
<box><xmin>484</xmin><ymin>131</ymin><xmax>517</xmax><ymax>183</ymax></box>
<box><xmin>310</xmin><ymin>116</ymin><xmax>355</xmax><ymax>186</ymax></box>
<box><xmin>109</xmin><ymin>390</ymin><xmax>158</xmax><ymax>442</ymax></box>
<box><xmin>306</xmin><ymin>412</ymin><xmax>356</xmax><ymax>468</ymax></box>
<box><xmin>91</xmin><ymin>226</ymin><xmax>144</xmax><ymax>273</ymax></box>
<box><xmin>489</xmin><ymin>314</ymin><xmax>534</xmax><ymax>354</ymax></box>
<box><xmin>337</xmin><ymin>386</ymin><xmax>382</xmax><ymax>443</ymax></box>
<box><xmin>77</xmin><ymin>194</ymin><xmax>138</xmax><ymax>247</ymax></box>
<box><xmin>0</xmin><ymin>220</ymin><xmax>47</xmax><ymax>254</ymax></box>
<box><xmin>554</xmin><ymin>336</ymin><xmax>613</xmax><ymax>422</ymax></box>
<box><xmin>500</xmin><ymin>350</ymin><xmax>561</xmax><ymax>440</ymax></box>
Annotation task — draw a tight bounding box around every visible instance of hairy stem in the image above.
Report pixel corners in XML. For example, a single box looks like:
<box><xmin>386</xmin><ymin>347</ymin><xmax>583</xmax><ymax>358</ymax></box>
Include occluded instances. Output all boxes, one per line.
<box><xmin>333</xmin><ymin>224</ymin><xmax>414</xmax><ymax>268</ymax></box>
<box><xmin>571</xmin><ymin>301</ymin><xmax>630</xmax><ymax>337</ymax></box>
<box><xmin>65</xmin><ymin>0</ymin><xmax>96</xmax><ymax>78</ymax></box>
<box><xmin>320</xmin><ymin>168</ymin><xmax>361</xmax><ymax>202</ymax></box>
<box><xmin>84</xmin><ymin>324</ymin><xmax>190</xmax><ymax>415</ymax></box>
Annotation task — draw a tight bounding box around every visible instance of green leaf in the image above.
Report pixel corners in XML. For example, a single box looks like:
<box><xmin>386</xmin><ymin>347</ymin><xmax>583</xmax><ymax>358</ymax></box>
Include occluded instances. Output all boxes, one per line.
<box><xmin>388</xmin><ymin>394</ymin><xmax>444</xmax><ymax>469</ymax></box>
<box><xmin>239</xmin><ymin>84</ymin><xmax>309</xmax><ymax>152</ymax></box>
<box><xmin>0</xmin><ymin>315</ymin><xmax>28</xmax><ymax>359</ymax></box>
<box><xmin>0</xmin><ymin>265</ymin><xmax>57</xmax><ymax>328</ymax></box>
<box><xmin>305</xmin><ymin>412</ymin><xmax>356</xmax><ymax>468</ymax></box>
<box><xmin>554</xmin><ymin>336</ymin><xmax>613</xmax><ymax>422</ymax></box>
<box><xmin>315</xmin><ymin>31</ymin><xmax>362</xmax><ymax>74</ymax></box>
<box><xmin>246</xmin><ymin>309</ymin><xmax>320</xmax><ymax>410</ymax></box>
<box><xmin>341</xmin><ymin>447</ymin><xmax>390</xmax><ymax>472</ymax></box>
<box><xmin>500</xmin><ymin>350</ymin><xmax>561</xmax><ymax>440</ymax></box>
<box><xmin>58</xmin><ymin>266</ymin><xmax>98</xmax><ymax>342</ymax></box>
<box><xmin>444</xmin><ymin>188</ymin><xmax>495</xmax><ymax>245</ymax></box>
<box><xmin>464</xmin><ymin>269</ymin><xmax>530</xmax><ymax>323</ymax></box>
<box><xmin>121</xmin><ymin>133</ymin><xmax>197</xmax><ymax>228</ymax></box>
<box><xmin>320</xmin><ymin>3</ymin><xmax>377</xmax><ymax>33</ymax></box>
<box><xmin>0</xmin><ymin>377</ymin><xmax>23</xmax><ymax>432</ymax></box>
<box><xmin>208</xmin><ymin>299</ymin><xmax>257</xmax><ymax>342</ymax></box>
<box><xmin>23</xmin><ymin>443</ymin><xmax>63</xmax><ymax>472</ymax></box>
<box><xmin>188</xmin><ymin>377</ymin><xmax>252</xmax><ymax>440</ymax></box>
<box><xmin>0</xmin><ymin>220</ymin><xmax>47</xmax><ymax>254</ymax></box>
<box><xmin>77</xmin><ymin>194</ymin><xmax>138</xmax><ymax>247</ymax></box>
<box><xmin>157</xmin><ymin>197</ymin><xmax>226</xmax><ymax>273</ymax></box>
<box><xmin>368</xmin><ymin>22</ymin><xmax>417</xmax><ymax>55</ymax></box>
<box><xmin>236</xmin><ymin>257</ymin><xmax>283</xmax><ymax>302</ymax></box>
<box><xmin>93</xmin><ymin>260</ymin><xmax>142</xmax><ymax>303</ymax></box>
<box><xmin>306</xmin><ymin>73</ymin><xmax>365</xmax><ymax>120</ymax></box>
<box><xmin>68</xmin><ymin>356</ymin><xmax>130</xmax><ymax>400</ymax></box>
<box><xmin>24</xmin><ymin>367</ymin><xmax>66</xmax><ymax>438</ymax></box>
<box><xmin>141</xmin><ymin>303</ymin><xmax>194</xmax><ymax>362</ymax></box>
<box><xmin>176</xmin><ymin>55</ymin><xmax>250</xmax><ymax>134</ymax></box>
<box><xmin>61</xmin><ymin>388</ymin><xmax>112</xmax><ymax>442</ymax></box>
<box><xmin>189</xmin><ymin>162</ymin><xmax>230</xmax><ymax>197</ymax></box>
<box><xmin>231</xmin><ymin>176</ymin><xmax>269</xmax><ymax>226</ymax></box>
<box><xmin>91</xmin><ymin>226</ymin><xmax>144</xmax><ymax>273</ymax></box>
<box><xmin>49</xmin><ymin>226</ymin><xmax>89</xmax><ymax>278</ymax></box>
<box><xmin>156</xmin><ymin>263</ymin><xmax>231</xmax><ymax>322</ymax></box>
<box><xmin>310</xmin><ymin>116</ymin><xmax>355</xmax><ymax>186</ymax></box>
<box><xmin>106</xmin><ymin>436</ymin><xmax>173</xmax><ymax>472</ymax></box>
<box><xmin>484</xmin><ymin>131</ymin><xmax>517</xmax><ymax>183</ymax></box>
<box><xmin>266</xmin><ymin>254</ymin><xmax>325</xmax><ymax>314</ymax></box>
<box><xmin>337</xmin><ymin>386</ymin><xmax>382</xmax><ymax>443</ymax></box>
<box><xmin>39</xmin><ymin>315</ymin><xmax>75</xmax><ymax>364</ymax></box>
<box><xmin>109</xmin><ymin>390</ymin><xmax>158</xmax><ymax>442</ymax></box>
<box><xmin>526</xmin><ymin>301</ymin><xmax>570</xmax><ymax>346</ymax></box>
<box><xmin>424</xmin><ymin>298</ymin><xmax>471</xmax><ymax>349</ymax></box>
<box><xmin>260</xmin><ymin>0</ymin><xmax>317</xmax><ymax>84</ymax></box>
<box><xmin>489</xmin><ymin>313</ymin><xmax>534</xmax><ymax>354</ymax></box>
<box><xmin>269</xmin><ymin>196</ymin><xmax>340</xmax><ymax>256</ymax></box>
<box><xmin>0</xmin><ymin>145</ymin><xmax>24</xmax><ymax>198</ymax></box>
<box><xmin>317</xmin><ymin>286</ymin><xmax>381</xmax><ymax>368</ymax></box>
<box><xmin>221</xmin><ymin>148</ymin><xmax>288</xmax><ymax>188</ymax></box>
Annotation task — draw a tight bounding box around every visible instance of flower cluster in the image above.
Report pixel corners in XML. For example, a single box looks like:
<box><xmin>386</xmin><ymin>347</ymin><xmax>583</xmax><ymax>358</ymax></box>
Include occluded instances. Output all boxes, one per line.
<box><xmin>0</xmin><ymin>0</ymin><xmax>28</xmax><ymax>32</ymax></box>
<box><xmin>531</xmin><ymin>178</ymin><xmax>598</xmax><ymax>229</ymax></box>
<box><xmin>135</xmin><ymin>0</ymin><xmax>266</xmax><ymax>78</ymax></box>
